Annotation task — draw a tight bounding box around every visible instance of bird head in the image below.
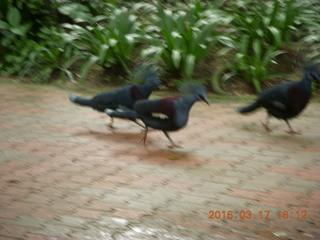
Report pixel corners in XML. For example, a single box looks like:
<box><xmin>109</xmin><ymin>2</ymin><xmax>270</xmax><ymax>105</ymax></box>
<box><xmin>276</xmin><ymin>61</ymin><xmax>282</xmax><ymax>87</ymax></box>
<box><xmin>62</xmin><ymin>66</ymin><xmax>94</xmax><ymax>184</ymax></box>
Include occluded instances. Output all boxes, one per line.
<box><xmin>180</xmin><ymin>83</ymin><xmax>210</xmax><ymax>105</ymax></box>
<box><xmin>304</xmin><ymin>63</ymin><xmax>320</xmax><ymax>83</ymax></box>
<box><xmin>144</xmin><ymin>72</ymin><xmax>161</xmax><ymax>87</ymax></box>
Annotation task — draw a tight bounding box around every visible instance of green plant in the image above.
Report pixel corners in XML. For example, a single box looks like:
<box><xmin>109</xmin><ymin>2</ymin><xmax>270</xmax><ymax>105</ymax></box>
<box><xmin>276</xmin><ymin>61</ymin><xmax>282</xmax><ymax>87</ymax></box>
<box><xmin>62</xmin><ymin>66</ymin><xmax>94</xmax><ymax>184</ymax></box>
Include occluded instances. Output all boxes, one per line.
<box><xmin>0</xmin><ymin>5</ymin><xmax>32</xmax><ymax>59</ymax></box>
<box><xmin>226</xmin><ymin>0</ymin><xmax>300</xmax><ymax>49</ymax></box>
<box><xmin>63</xmin><ymin>5</ymin><xmax>144</xmax><ymax>81</ymax></box>
<box><xmin>2</xmin><ymin>26</ymin><xmax>81</xmax><ymax>83</ymax></box>
<box><xmin>0</xmin><ymin>5</ymin><xmax>33</xmax><ymax>75</ymax></box>
<box><xmin>299</xmin><ymin>0</ymin><xmax>320</xmax><ymax>63</ymax></box>
<box><xmin>141</xmin><ymin>1</ymin><xmax>229</xmax><ymax>82</ymax></box>
<box><xmin>213</xmin><ymin>0</ymin><xmax>301</xmax><ymax>93</ymax></box>
<box><xmin>218</xmin><ymin>36</ymin><xmax>284</xmax><ymax>92</ymax></box>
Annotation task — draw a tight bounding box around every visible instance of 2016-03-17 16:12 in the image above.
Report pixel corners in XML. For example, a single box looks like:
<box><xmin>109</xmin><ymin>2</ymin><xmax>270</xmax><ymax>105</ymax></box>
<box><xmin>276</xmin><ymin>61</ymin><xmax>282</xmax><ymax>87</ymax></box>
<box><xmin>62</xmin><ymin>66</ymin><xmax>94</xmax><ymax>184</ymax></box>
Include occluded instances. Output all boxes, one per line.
<box><xmin>208</xmin><ymin>210</ymin><xmax>308</xmax><ymax>220</ymax></box>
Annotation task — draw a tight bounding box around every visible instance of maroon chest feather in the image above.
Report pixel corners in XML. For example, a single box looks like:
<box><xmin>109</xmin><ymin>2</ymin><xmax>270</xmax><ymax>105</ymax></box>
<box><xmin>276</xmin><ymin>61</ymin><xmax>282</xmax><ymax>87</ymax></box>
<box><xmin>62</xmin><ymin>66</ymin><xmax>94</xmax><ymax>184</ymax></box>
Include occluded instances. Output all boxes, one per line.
<box><xmin>287</xmin><ymin>86</ymin><xmax>311</xmax><ymax>114</ymax></box>
<box><xmin>130</xmin><ymin>86</ymin><xmax>144</xmax><ymax>102</ymax></box>
<box><xmin>155</xmin><ymin>97</ymin><xmax>178</xmax><ymax>118</ymax></box>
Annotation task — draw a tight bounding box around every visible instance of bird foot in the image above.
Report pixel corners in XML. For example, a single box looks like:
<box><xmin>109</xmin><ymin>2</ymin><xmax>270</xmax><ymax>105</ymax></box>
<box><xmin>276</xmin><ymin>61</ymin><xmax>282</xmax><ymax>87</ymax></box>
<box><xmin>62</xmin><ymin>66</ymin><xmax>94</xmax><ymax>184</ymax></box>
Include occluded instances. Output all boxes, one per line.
<box><xmin>140</xmin><ymin>135</ymin><xmax>147</xmax><ymax>145</ymax></box>
<box><xmin>261</xmin><ymin>123</ymin><xmax>272</xmax><ymax>132</ymax></box>
<box><xmin>107</xmin><ymin>124</ymin><xmax>117</xmax><ymax>130</ymax></box>
<box><xmin>285</xmin><ymin>130</ymin><xmax>301</xmax><ymax>135</ymax></box>
<box><xmin>168</xmin><ymin>144</ymin><xmax>182</xmax><ymax>149</ymax></box>
<box><xmin>140</xmin><ymin>129</ymin><xmax>153</xmax><ymax>134</ymax></box>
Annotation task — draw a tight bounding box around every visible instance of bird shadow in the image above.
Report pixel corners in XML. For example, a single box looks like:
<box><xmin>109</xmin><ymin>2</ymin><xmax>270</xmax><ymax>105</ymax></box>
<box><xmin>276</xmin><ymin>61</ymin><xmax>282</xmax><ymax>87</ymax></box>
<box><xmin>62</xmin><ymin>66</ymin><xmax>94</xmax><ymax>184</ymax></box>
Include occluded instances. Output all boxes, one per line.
<box><xmin>240</xmin><ymin>122</ymin><xmax>315</xmax><ymax>147</ymax></box>
<box><xmin>119</xmin><ymin>141</ymin><xmax>202</xmax><ymax>166</ymax></box>
<box><xmin>72</xmin><ymin>129</ymin><xmax>143</xmax><ymax>142</ymax></box>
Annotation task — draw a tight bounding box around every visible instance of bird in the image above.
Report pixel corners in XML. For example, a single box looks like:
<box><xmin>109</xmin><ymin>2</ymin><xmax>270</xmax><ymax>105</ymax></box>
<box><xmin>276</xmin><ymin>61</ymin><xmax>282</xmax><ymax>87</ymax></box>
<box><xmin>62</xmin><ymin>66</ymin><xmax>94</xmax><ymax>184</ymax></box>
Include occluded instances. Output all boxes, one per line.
<box><xmin>237</xmin><ymin>64</ymin><xmax>320</xmax><ymax>134</ymax></box>
<box><xmin>69</xmin><ymin>72</ymin><xmax>161</xmax><ymax>128</ymax></box>
<box><xmin>105</xmin><ymin>107</ymin><xmax>144</xmax><ymax>128</ymax></box>
<box><xmin>133</xmin><ymin>83</ymin><xmax>210</xmax><ymax>148</ymax></box>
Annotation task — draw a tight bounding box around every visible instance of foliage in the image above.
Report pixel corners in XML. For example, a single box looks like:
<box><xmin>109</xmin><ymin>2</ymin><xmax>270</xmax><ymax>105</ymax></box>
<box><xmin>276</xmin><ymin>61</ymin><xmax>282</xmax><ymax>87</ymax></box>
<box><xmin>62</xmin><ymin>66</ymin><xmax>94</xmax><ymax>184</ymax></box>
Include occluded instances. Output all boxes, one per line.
<box><xmin>0</xmin><ymin>5</ymin><xmax>32</xmax><ymax>58</ymax></box>
<box><xmin>0</xmin><ymin>4</ymin><xmax>32</xmax><ymax>74</ymax></box>
<box><xmin>299</xmin><ymin>0</ymin><xmax>320</xmax><ymax>64</ymax></box>
<box><xmin>217</xmin><ymin>0</ymin><xmax>300</xmax><ymax>92</ymax></box>
<box><xmin>141</xmin><ymin>1</ymin><xmax>231</xmax><ymax>82</ymax></box>
<box><xmin>0</xmin><ymin>0</ymin><xmax>319</xmax><ymax>91</ymax></box>
<box><xmin>226</xmin><ymin>0</ymin><xmax>300</xmax><ymax>48</ymax></box>
<box><xmin>218</xmin><ymin>36</ymin><xmax>284</xmax><ymax>92</ymax></box>
<box><xmin>3</xmin><ymin>26</ymin><xmax>81</xmax><ymax>83</ymax></box>
<box><xmin>63</xmin><ymin>5</ymin><xmax>144</xmax><ymax>81</ymax></box>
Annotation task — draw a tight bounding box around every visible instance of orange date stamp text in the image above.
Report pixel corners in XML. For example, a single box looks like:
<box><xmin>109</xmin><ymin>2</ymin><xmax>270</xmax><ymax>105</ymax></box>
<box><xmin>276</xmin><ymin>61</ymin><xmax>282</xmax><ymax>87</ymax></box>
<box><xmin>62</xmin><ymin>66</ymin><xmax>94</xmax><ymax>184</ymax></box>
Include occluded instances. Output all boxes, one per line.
<box><xmin>208</xmin><ymin>210</ymin><xmax>308</xmax><ymax>220</ymax></box>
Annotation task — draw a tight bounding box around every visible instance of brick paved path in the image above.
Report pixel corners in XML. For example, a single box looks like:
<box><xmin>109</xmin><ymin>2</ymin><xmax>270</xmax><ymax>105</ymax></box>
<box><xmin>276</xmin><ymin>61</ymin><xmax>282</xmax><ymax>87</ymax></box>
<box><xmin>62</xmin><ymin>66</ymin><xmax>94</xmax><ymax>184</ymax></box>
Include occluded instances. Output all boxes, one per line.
<box><xmin>0</xmin><ymin>82</ymin><xmax>319</xmax><ymax>240</ymax></box>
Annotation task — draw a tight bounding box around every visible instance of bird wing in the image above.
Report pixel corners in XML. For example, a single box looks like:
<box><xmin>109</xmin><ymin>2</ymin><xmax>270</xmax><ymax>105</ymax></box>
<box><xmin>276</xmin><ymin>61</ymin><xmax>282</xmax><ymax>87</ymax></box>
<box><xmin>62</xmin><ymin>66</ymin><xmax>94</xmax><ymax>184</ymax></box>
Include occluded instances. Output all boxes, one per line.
<box><xmin>258</xmin><ymin>82</ymin><xmax>293</xmax><ymax>111</ymax></box>
<box><xmin>134</xmin><ymin>97</ymin><xmax>179</xmax><ymax>130</ymax></box>
<box><xmin>92</xmin><ymin>86</ymin><xmax>135</xmax><ymax>110</ymax></box>
<box><xmin>92</xmin><ymin>90</ymin><xmax>119</xmax><ymax>109</ymax></box>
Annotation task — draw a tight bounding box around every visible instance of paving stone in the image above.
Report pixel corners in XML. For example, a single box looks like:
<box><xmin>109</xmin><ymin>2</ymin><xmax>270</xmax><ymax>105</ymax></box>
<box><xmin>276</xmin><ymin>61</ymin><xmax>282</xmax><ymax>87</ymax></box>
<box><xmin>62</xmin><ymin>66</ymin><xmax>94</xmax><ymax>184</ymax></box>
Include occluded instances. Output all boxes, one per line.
<box><xmin>29</xmin><ymin>224</ymin><xmax>74</xmax><ymax>238</ymax></box>
<box><xmin>0</xmin><ymin>83</ymin><xmax>319</xmax><ymax>240</ymax></box>
<box><xmin>58</xmin><ymin>215</ymin><xmax>90</xmax><ymax>228</ymax></box>
<box><xmin>97</xmin><ymin>216</ymin><xmax>129</xmax><ymax>229</ymax></box>
<box><xmin>0</xmin><ymin>224</ymin><xmax>39</xmax><ymax>239</ymax></box>
<box><xmin>5</xmin><ymin>215</ymin><xmax>50</xmax><ymax>228</ymax></box>
<box><xmin>77</xmin><ymin>187</ymin><xmax>109</xmax><ymax>197</ymax></box>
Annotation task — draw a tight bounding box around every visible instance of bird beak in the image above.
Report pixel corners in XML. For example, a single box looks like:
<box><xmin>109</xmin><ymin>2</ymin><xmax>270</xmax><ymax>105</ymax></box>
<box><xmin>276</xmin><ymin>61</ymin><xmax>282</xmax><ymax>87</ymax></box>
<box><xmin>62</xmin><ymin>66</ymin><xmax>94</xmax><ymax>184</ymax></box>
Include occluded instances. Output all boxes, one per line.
<box><xmin>203</xmin><ymin>97</ymin><xmax>210</xmax><ymax>105</ymax></box>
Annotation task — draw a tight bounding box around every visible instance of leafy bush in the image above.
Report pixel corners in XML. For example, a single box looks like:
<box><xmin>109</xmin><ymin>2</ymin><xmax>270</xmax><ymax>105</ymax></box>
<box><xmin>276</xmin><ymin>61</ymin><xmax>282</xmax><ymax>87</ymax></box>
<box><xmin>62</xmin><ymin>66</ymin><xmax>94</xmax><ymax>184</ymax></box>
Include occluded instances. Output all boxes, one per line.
<box><xmin>0</xmin><ymin>5</ymin><xmax>32</xmax><ymax>59</ymax></box>
<box><xmin>227</xmin><ymin>0</ymin><xmax>300</xmax><ymax>48</ymax></box>
<box><xmin>299</xmin><ymin>0</ymin><xmax>320</xmax><ymax>64</ymax></box>
<box><xmin>3</xmin><ymin>26</ymin><xmax>81</xmax><ymax>83</ymax></box>
<box><xmin>141</xmin><ymin>1</ymin><xmax>230</xmax><ymax>82</ymax></box>
<box><xmin>0</xmin><ymin>0</ymin><xmax>319</xmax><ymax>90</ymax></box>
<box><xmin>63</xmin><ymin>5</ymin><xmax>144</xmax><ymax>81</ymax></box>
<box><xmin>216</xmin><ymin>0</ymin><xmax>301</xmax><ymax>92</ymax></box>
<box><xmin>218</xmin><ymin>36</ymin><xmax>284</xmax><ymax>92</ymax></box>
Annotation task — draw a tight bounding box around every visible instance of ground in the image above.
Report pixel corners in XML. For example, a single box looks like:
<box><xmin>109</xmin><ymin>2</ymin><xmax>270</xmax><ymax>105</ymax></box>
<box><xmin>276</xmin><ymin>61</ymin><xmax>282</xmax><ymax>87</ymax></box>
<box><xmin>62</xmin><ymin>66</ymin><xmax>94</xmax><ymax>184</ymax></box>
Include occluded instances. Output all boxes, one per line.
<box><xmin>0</xmin><ymin>81</ymin><xmax>319</xmax><ymax>240</ymax></box>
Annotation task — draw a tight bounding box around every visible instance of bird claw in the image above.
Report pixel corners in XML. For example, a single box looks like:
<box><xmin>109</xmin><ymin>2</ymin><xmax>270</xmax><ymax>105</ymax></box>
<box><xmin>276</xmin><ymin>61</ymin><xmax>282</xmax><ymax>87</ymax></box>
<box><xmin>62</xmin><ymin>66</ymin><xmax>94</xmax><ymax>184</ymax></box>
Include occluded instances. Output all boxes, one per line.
<box><xmin>107</xmin><ymin>124</ymin><xmax>117</xmax><ymax>130</ymax></box>
<box><xmin>261</xmin><ymin>123</ymin><xmax>272</xmax><ymax>132</ymax></box>
<box><xmin>285</xmin><ymin>130</ymin><xmax>301</xmax><ymax>135</ymax></box>
<box><xmin>168</xmin><ymin>144</ymin><xmax>182</xmax><ymax>149</ymax></box>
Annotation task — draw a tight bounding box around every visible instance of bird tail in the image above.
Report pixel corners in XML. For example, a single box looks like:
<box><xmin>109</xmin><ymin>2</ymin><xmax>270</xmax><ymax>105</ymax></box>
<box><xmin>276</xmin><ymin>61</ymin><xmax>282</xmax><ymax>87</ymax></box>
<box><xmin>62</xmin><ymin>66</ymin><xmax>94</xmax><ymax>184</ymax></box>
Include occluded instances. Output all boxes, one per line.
<box><xmin>69</xmin><ymin>94</ymin><xmax>93</xmax><ymax>107</ymax></box>
<box><xmin>237</xmin><ymin>101</ymin><xmax>261</xmax><ymax>114</ymax></box>
<box><xmin>105</xmin><ymin>108</ymin><xmax>139</xmax><ymax>121</ymax></box>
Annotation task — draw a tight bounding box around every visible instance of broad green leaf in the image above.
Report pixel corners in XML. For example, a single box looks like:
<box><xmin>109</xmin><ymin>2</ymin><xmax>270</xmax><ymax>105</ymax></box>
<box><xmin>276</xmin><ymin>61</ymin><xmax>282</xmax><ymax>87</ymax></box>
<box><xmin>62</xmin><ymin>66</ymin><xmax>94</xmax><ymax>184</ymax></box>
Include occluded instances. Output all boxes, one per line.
<box><xmin>0</xmin><ymin>20</ymin><xmax>9</xmax><ymax>30</ymax></box>
<box><xmin>61</xmin><ymin>68</ymin><xmax>75</xmax><ymax>82</ymax></box>
<box><xmin>172</xmin><ymin>50</ymin><xmax>181</xmax><ymax>69</ymax></box>
<box><xmin>7</xmin><ymin>7</ymin><xmax>21</xmax><ymax>26</ymax></box>
<box><xmin>80</xmin><ymin>55</ymin><xmax>99</xmax><ymax>82</ymax></box>
<box><xmin>268</xmin><ymin>26</ymin><xmax>282</xmax><ymax>47</ymax></box>
<box><xmin>98</xmin><ymin>44</ymin><xmax>110</xmax><ymax>65</ymax></box>
<box><xmin>183</xmin><ymin>54</ymin><xmax>196</xmax><ymax>79</ymax></box>
<box><xmin>221</xmin><ymin>72</ymin><xmax>236</xmax><ymax>82</ymax></box>
<box><xmin>252</xmin><ymin>39</ymin><xmax>262</xmax><ymax>61</ymax></box>
<box><xmin>141</xmin><ymin>46</ymin><xmax>163</xmax><ymax>58</ymax></box>
<box><xmin>269</xmin><ymin>0</ymin><xmax>280</xmax><ymax>26</ymax></box>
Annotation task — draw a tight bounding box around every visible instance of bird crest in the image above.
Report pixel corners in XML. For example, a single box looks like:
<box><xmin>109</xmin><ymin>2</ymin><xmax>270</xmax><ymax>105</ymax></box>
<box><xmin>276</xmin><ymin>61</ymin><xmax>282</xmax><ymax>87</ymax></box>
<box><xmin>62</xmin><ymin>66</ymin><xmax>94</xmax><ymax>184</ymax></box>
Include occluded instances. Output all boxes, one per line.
<box><xmin>303</xmin><ymin>62</ymin><xmax>319</xmax><ymax>73</ymax></box>
<box><xmin>179</xmin><ymin>82</ymin><xmax>206</xmax><ymax>96</ymax></box>
<box><xmin>303</xmin><ymin>62</ymin><xmax>320</xmax><ymax>82</ymax></box>
<box><xmin>133</xmin><ymin>62</ymin><xmax>161</xmax><ymax>86</ymax></box>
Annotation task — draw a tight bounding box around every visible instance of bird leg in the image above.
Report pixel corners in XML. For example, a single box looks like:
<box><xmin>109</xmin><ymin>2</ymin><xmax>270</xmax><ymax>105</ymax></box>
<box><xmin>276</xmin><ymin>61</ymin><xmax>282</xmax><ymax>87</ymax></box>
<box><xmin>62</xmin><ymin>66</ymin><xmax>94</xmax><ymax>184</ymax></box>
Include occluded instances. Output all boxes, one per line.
<box><xmin>134</xmin><ymin>120</ymin><xmax>146</xmax><ymax>129</ymax></box>
<box><xmin>261</xmin><ymin>114</ymin><xmax>272</xmax><ymax>132</ymax></box>
<box><xmin>163</xmin><ymin>131</ymin><xmax>181</xmax><ymax>148</ymax></box>
<box><xmin>285</xmin><ymin>120</ymin><xmax>300</xmax><ymax>135</ymax></box>
<box><xmin>140</xmin><ymin>126</ymin><xmax>149</xmax><ymax>146</ymax></box>
<box><xmin>107</xmin><ymin>117</ymin><xmax>116</xmax><ymax>130</ymax></box>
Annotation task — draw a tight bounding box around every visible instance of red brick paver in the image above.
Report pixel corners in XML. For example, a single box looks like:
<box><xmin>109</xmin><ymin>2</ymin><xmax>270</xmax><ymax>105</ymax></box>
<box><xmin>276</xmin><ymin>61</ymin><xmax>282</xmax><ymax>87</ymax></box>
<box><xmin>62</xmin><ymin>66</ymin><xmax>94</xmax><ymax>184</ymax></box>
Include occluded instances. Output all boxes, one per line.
<box><xmin>0</xmin><ymin>82</ymin><xmax>319</xmax><ymax>239</ymax></box>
